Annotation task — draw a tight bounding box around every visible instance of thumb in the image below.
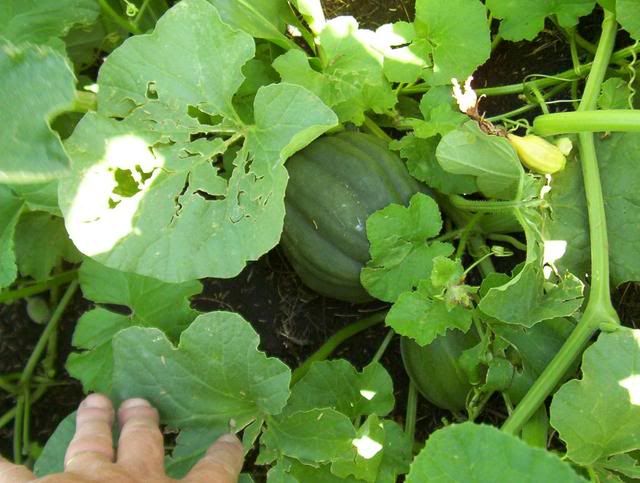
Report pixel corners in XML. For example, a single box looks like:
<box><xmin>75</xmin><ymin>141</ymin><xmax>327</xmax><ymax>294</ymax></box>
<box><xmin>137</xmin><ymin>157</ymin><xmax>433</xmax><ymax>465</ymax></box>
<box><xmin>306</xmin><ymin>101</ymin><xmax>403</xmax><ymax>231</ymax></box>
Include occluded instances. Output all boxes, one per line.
<box><xmin>183</xmin><ymin>433</ymin><xmax>244</xmax><ymax>483</ymax></box>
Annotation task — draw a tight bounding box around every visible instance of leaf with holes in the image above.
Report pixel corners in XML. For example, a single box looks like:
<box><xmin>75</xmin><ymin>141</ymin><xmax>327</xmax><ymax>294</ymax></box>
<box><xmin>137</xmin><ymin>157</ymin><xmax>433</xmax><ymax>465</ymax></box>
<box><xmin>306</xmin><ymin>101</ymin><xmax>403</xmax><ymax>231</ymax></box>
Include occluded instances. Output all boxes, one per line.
<box><xmin>59</xmin><ymin>0</ymin><xmax>337</xmax><ymax>283</ymax></box>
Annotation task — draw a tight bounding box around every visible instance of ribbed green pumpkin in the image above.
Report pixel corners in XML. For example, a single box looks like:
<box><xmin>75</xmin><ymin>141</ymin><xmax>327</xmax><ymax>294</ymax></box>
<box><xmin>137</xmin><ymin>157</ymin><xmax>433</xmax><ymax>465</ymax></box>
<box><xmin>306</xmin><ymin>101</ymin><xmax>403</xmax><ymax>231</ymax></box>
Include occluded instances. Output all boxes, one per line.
<box><xmin>281</xmin><ymin>131</ymin><xmax>423</xmax><ymax>302</ymax></box>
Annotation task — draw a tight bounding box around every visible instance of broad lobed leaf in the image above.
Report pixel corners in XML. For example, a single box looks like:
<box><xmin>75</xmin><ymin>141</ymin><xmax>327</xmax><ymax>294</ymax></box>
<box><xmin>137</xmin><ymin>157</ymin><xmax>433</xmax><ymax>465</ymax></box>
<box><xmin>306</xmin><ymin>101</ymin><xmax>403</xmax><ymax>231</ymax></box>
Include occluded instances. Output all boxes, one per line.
<box><xmin>112</xmin><ymin>311</ymin><xmax>291</xmax><ymax>428</ymax></box>
<box><xmin>60</xmin><ymin>0</ymin><xmax>337</xmax><ymax>282</ymax></box>
<box><xmin>551</xmin><ymin>329</ymin><xmax>640</xmax><ymax>465</ymax></box>
<box><xmin>406</xmin><ymin>422</ymin><xmax>587</xmax><ymax>482</ymax></box>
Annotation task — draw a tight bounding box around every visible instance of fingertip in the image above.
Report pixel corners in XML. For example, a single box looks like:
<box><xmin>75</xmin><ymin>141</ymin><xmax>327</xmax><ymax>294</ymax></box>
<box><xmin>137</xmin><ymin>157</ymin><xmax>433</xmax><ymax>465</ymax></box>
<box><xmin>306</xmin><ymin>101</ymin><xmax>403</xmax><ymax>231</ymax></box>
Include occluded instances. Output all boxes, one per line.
<box><xmin>216</xmin><ymin>433</ymin><xmax>243</xmax><ymax>448</ymax></box>
<box><xmin>117</xmin><ymin>399</ymin><xmax>159</xmax><ymax>428</ymax></box>
<box><xmin>119</xmin><ymin>398</ymin><xmax>152</xmax><ymax>410</ymax></box>
<box><xmin>0</xmin><ymin>458</ymin><xmax>34</xmax><ymax>483</ymax></box>
<box><xmin>184</xmin><ymin>433</ymin><xmax>244</xmax><ymax>482</ymax></box>
<box><xmin>80</xmin><ymin>393</ymin><xmax>113</xmax><ymax>410</ymax></box>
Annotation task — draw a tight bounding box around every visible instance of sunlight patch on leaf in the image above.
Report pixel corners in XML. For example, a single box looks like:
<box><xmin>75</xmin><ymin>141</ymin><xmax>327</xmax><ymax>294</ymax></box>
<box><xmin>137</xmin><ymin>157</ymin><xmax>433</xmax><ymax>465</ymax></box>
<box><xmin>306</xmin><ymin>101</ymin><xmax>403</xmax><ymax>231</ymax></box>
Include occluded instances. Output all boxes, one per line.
<box><xmin>359</xmin><ymin>390</ymin><xmax>376</xmax><ymax>401</ymax></box>
<box><xmin>65</xmin><ymin>131</ymin><xmax>164</xmax><ymax>256</ymax></box>
<box><xmin>273</xmin><ymin>16</ymin><xmax>395</xmax><ymax>125</ymax></box>
<box><xmin>619</xmin><ymin>375</ymin><xmax>640</xmax><ymax>406</ymax></box>
<box><xmin>353</xmin><ymin>435</ymin><xmax>383</xmax><ymax>460</ymax></box>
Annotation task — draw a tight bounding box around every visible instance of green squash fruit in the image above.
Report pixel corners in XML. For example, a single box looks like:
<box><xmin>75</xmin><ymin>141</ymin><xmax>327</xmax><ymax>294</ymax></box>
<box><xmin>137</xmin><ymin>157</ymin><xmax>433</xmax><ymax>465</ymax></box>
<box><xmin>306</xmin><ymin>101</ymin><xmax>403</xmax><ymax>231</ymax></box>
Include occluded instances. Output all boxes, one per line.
<box><xmin>281</xmin><ymin>131</ymin><xmax>423</xmax><ymax>303</ymax></box>
<box><xmin>401</xmin><ymin>329</ymin><xmax>479</xmax><ymax>412</ymax></box>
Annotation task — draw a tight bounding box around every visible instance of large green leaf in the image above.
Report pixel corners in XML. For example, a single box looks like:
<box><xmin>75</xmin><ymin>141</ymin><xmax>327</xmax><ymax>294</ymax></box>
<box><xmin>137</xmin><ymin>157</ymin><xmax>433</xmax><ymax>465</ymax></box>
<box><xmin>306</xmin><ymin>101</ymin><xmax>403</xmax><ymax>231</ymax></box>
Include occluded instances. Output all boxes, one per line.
<box><xmin>414</xmin><ymin>0</ymin><xmax>491</xmax><ymax>85</ymax></box>
<box><xmin>436</xmin><ymin>122</ymin><xmax>524</xmax><ymax>200</ymax></box>
<box><xmin>545</xmin><ymin>133</ymin><xmax>640</xmax><ymax>285</ymax></box>
<box><xmin>286</xmin><ymin>361</ymin><xmax>394</xmax><ymax>420</ymax></box>
<box><xmin>290</xmin><ymin>0</ymin><xmax>325</xmax><ymax>33</ymax></box>
<box><xmin>385</xmin><ymin>258</ymin><xmax>475</xmax><ymax>346</ymax></box>
<box><xmin>331</xmin><ymin>414</ymin><xmax>385</xmax><ymax>482</ymax></box>
<box><xmin>0</xmin><ymin>43</ymin><xmax>75</xmax><ymax>183</ymax></box>
<box><xmin>7</xmin><ymin>181</ymin><xmax>60</xmax><ymax>214</ymax></box>
<box><xmin>617</xmin><ymin>0</ymin><xmax>640</xmax><ymax>39</ymax></box>
<box><xmin>262</xmin><ymin>409</ymin><xmax>356</xmax><ymax>465</ymax></box>
<box><xmin>14</xmin><ymin>212</ymin><xmax>79</xmax><ymax>281</ymax></box>
<box><xmin>390</xmin><ymin>135</ymin><xmax>477</xmax><ymax>195</ymax></box>
<box><xmin>479</xmin><ymin>263</ymin><xmax>584</xmax><ymax>327</ymax></box>
<box><xmin>551</xmin><ymin>329</ymin><xmax>640</xmax><ymax>465</ymax></box>
<box><xmin>273</xmin><ymin>17</ymin><xmax>396</xmax><ymax>125</ymax></box>
<box><xmin>406</xmin><ymin>422</ymin><xmax>587</xmax><ymax>482</ymax></box>
<box><xmin>486</xmin><ymin>0</ymin><xmax>596</xmax><ymax>41</ymax></box>
<box><xmin>205</xmin><ymin>0</ymin><xmax>297</xmax><ymax>50</ymax></box>
<box><xmin>60</xmin><ymin>0</ymin><xmax>337</xmax><ymax>282</ymax></box>
<box><xmin>0</xmin><ymin>0</ymin><xmax>99</xmax><ymax>45</ymax></box>
<box><xmin>0</xmin><ymin>186</ymin><xmax>24</xmax><ymax>288</ymax></box>
<box><xmin>165</xmin><ymin>426</ymin><xmax>228</xmax><ymax>479</ymax></box>
<box><xmin>376</xmin><ymin>22</ymin><xmax>431</xmax><ymax>85</ymax></box>
<box><xmin>361</xmin><ymin>193</ymin><xmax>454</xmax><ymax>303</ymax></box>
<box><xmin>493</xmin><ymin>318</ymin><xmax>575</xmax><ymax>403</ymax></box>
<box><xmin>112</xmin><ymin>311</ymin><xmax>291</xmax><ymax>429</ymax></box>
<box><xmin>33</xmin><ymin>412</ymin><xmax>76</xmax><ymax>476</ymax></box>
<box><xmin>66</xmin><ymin>258</ymin><xmax>201</xmax><ymax>393</ymax></box>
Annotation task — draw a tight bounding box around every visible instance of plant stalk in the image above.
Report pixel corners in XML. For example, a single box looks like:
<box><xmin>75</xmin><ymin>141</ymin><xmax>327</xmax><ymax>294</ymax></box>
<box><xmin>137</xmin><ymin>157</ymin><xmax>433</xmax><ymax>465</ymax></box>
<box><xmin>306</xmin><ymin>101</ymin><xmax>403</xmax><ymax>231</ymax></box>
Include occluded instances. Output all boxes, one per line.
<box><xmin>371</xmin><ymin>329</ymin><xmax>395</xmax><ymax>365</ymax></box>
<box><xmin>18</xmin><ymin>281</ymin><xmax>79</xmax><ymax>388</ymax></box>
<box><xmin>533</xmin><ymin>110</ymin><xmax>640</xmax><ymax>135</ymax></box>
<box><xmin>502</xmin><ymin>9</ymin><xmax>620</xmax><ymax>435</ymax></box>
<box><xmin>0</xmin><ymin>270</ymin><xmax>78</xmax><ymax>304</ymax></box>
<box><xmin>405</xmin><ymin>381</ymin><xmax>417</xmax><ymax>443</ymax></box>
<box><xmin>291</xmin><ymin>310</ymin><xmax>387</xmax><ymax>385</ymax></box>
<box><xmin>448</xmin><ymin>195</ymin><xmax>542</xmax><ymax>213</ymax></box>
<box><xmin>400</xmin><ymin>42</ymin><xmax>640</xmax><ymax>97</ymax></box>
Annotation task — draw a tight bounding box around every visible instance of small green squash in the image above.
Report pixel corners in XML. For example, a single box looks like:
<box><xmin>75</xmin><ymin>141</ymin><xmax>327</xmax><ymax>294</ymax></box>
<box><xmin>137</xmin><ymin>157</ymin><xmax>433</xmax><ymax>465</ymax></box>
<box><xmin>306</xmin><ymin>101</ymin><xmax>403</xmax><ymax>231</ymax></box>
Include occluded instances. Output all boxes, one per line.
<box><xmin>401</xmin><ymin>330</ymin><xmax>479</xmax><ymax>412</ymax></box>
<box><xmin>281</xmin><ymin>131</ymin><xmax>423</xmax><ymax>302</ymax></box>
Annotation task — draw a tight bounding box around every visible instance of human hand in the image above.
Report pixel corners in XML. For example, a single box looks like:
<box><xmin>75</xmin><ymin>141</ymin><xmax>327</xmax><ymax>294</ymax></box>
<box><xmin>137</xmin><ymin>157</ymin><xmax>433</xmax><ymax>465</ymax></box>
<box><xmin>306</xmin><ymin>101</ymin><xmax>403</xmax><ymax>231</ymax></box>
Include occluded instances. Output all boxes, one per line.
<box><xmin>0</xmin><ymin>394</ymin><xmax>244</xmax><ymax>482</ymax></box>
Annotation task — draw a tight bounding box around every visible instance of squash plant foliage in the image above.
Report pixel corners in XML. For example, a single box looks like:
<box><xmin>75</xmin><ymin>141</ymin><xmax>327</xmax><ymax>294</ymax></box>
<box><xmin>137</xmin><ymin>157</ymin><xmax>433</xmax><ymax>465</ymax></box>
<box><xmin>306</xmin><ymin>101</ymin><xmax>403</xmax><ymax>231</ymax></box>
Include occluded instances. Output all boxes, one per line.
<box><xmin>2</xmin><ymin>0</ymin><xmax>640</xmax><ymax>481</ymax></box>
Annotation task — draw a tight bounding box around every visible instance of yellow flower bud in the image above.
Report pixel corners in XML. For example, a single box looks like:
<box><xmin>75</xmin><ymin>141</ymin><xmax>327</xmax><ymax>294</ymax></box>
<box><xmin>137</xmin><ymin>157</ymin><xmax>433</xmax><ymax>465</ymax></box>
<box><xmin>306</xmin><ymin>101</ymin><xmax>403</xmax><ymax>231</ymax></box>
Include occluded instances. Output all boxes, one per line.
<box><xmin>507</xmin><ymin>133</ymin><xmax>567</xmax><ymax>174</ymax></box>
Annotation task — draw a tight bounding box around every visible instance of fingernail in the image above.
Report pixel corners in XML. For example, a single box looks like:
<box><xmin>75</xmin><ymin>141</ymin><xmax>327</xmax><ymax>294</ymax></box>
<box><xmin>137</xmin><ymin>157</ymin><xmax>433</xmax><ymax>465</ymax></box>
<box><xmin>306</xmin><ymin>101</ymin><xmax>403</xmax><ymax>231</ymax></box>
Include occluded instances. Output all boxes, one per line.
<box><xmin>81</xmin><ymin>393</ymin><xmax>112</xmax><ymax>409</ymax></box>
<box><xmin>119</xmin><ymin>398</ymin><xmax>152</xmax><ymax>410</ymax></box>
<box><xmin>219</xmin><ymin>433</ymin><xmax>241</xmax><ymax>445</ymax></box>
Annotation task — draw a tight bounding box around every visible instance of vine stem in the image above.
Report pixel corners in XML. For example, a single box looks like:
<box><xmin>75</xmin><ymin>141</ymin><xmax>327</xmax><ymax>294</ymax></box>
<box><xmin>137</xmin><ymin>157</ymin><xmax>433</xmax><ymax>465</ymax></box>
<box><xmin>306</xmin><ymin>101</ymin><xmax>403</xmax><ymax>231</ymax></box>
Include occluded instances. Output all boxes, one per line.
<box><xmin>19</xmin><ymin>281</ymin><xmax>79</xmax><ymax>387</ymax></box>
<box><xmin>371</xmin><ymin>329</ymin><xmax>395</xmax><ymax>365</ymax></box>
<box><xmin>533</xmin><ymin>109</ymin><xmax>640</xmax><ymax>135</ymax></box>
<box><xmin>400</xmin><ymin>43</ymin><xmax>640</xmax><ymax>97</ymax></box>
<box><xmin>0</xmin><ymin>270</ymin><xmax>78</xmax><ymax>303</ymax></box>
<box><xmin>12</xmin><ymin>281</ymin><xmax>79</xmax><ymax>461</ymax></box>
<box><xmin>486</xmin><ymin>83</ymin><xmax>570</xmax><ymax>123</ymax></box>
<box><xmin>290</xmin><ymin>310</ymin><xmax>387</xmax><ymax>385</ymax></box>
<box><xmin>97</xmin><ymin>0</ymin><xmax>142</xmax><ymax>35</ymax></box>
<box><xmin>405</xmin><ymin>381</ymin><xmax>417</xmax><ymax>443</ymax></box>
<box><xmin>448</xmin><ymin>194</ymin><xmax>542</xmax><ymax>213</ymax></box>
<box><xmin>502</xmin><ymin>9</ymin><xmax>620</xmax><ymax>436</ymax></box>
<box><xmin>363</xmin><ymin>116</ymin><xmax>392</xmax><ymax>143</ymax></box>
